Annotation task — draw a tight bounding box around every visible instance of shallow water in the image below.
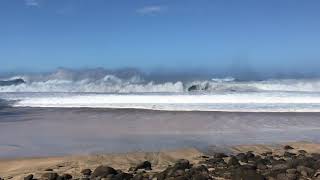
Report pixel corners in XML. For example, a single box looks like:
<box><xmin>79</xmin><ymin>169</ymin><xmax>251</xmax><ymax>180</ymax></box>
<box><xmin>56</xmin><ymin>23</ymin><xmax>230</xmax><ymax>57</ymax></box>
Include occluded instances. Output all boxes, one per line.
<box><xmin>0</xmin><ymin>107</ymin><xmax>320</xmax><ymax>157</ymax></box>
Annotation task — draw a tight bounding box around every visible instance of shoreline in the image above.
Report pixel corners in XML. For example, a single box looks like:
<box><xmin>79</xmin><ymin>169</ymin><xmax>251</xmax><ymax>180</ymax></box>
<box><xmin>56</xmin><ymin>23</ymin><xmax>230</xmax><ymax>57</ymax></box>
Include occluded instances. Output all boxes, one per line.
<box><xmin>1</xmin><ymin>108</ymin><xmax>320</xmax><ymax>158</ymax></box>
<box><xmin>6</xmin><ymin>106</ymin><xmax>320</xmax><ymax>114</ymax></box>
<box><xmin>7</xmin><ymin>106</ymin><xmax>320</xmax><ymax>113</ymax></box>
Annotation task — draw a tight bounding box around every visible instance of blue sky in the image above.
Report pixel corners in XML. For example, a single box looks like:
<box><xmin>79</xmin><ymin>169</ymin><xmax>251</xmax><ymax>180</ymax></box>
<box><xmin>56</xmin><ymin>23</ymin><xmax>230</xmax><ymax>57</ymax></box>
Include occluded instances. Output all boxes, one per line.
<box><xmin>1</xmin><ymin>0</ymin><xmax>320</xmax><ymax>73</ymax></box>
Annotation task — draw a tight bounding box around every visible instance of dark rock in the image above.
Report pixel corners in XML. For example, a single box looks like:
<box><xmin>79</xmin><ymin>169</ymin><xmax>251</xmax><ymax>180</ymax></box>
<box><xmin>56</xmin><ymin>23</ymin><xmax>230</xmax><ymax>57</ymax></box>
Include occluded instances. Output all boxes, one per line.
<box><xmin>297</xmin><ymin>165</ymin><xmax>315</xmax><ymax>177</ymax></box>
<box><xmin>205</xmin><ymin>157</ymin><xmax>226</xmax><ymax>168</ymax></box>
<box><xmin>257</xmin><ymin>163</ymin><xmax>268</xmax><ymax>170</ymax></box>
<box><xmin>132</xmin><ymin>174</ymin><xmax>144</xmax><ymax>180</ymax></box>
<box><xmin>286</xmin><ymin>173</ymin><xmax>298</xmax><ymax>180</ymax></box>
<box><xmin>191</xmin><ymin>173</ymin><xmax>212</xmax><ymax>180</ymax></box>
<box><xmin>214</xmin><ymin>152</ymin><xmax>228</xmax><ymax>159</ymax></box>
<box><xmin>24</xmin><ymin>174</ymin><xmax>33</xmax><ymax>180</ymax></box>
<box><xmin>228</xmin><ymin>156</ymin><xmax>241</xmax><ymax>167</ymax></box>
<box><xmin>61</xmin><ymin>174</ymin><xmax>72</xmax><ymax>180</ymax></box>
<box><xmin>190</xmin><ymin>165</ymin><xmax>212</xmax><ymax>180</ymax></box>
<box><xmin>56</xmin><ymin>176</ymin><xmax>64</xmax><ymax>180</ymax></box>
<box><xmin>256</xmin><ymin>158</ymin><xmax>271</xmax><ymax>166</ymax></box>
<box><xmin>176</xmin><ymin>176</ymin><xmax>190</xmax><ymax>180</ymax></box>
<box><xmin>284</xmin><ymin>145</ymin><xmax>294</xmax><ymax>150</ymax></box>
<box><xmin>201</xmin><ymin>155</ymin><xmax>209</xmax><ymax>159</ymax></box>
<box><xmin>261</xmin><ymin>151</ymin><xmax>273</xmax><ymax>156</ymax></box>
<box><xmin>81</xmin><ymin>169</ymin><xmax>92</xmax><ymax>176</ymax></box>
<box><xmin>296</xmin><ymin>154</ymin><xmax>306</xmax><ymax>160</ymax></box>
<box><xmin>45</xmin><ymin>168</ymin><xmax>53</xmax><ymax>171</ymax></box>
<box><xmin>231</xmin><ymin>166</ymin><xmax>265</xmax><ymax>180</ymax></box>
<box><xmin>155</xmin><ymin>171</ymin><xmax>166</xmax><ymax>180</ymax></box>
<box><xmin>91</xmin><ymin>165</ymin><xmax>118</xmax><ymax>178</ymax></box>
<box><xmin>190</xmin><ymin>165</ymin><xmax>209</xmax><ymax>174</ymax></box>
<box><xmin>286</xmin><ymin>159</ymin><xmax>302</xmax><ymax>169</ymax></box>
<box><xmin>174</xmin><ymin>159</ymin><xmax>191</xmax><ymax>170</ymax></box>
<box><xmin>272</xmin><ymin>163</ymin><xmax>289</xmax><ymax>171</ymax></box>
<box><xmin>135</xmin><ymin>161</ymin><xmax>152</xmax><ymax>171</ymax></box>
<box><xmin>286</xmin><ymin>168</ymin><xmax>297</xmax><ymax>174</ymax></box>
<box><xmin>276</xmin><ymin>173</ymin><xmax>297</xmax><ymax>180</ymax></box>
<box><xmin>284</xmin><ymin>152</ymin><xmax>296</xmax><ymax>158</ymax></box>
<box><xmin>272</xmin><ymin>159</ymin><xmax>286</xmax><ymax>166</ymax></box>
<box><xmin>41</xmin><ymin>172</ymin><xmax>58</xmax><ymax>180</ymax></box>
<box><xmin>172</xmin><ymin>169</ymin><xmax>186</xmax><ymax>177</ymax></box>
<box><xmin>298</xmin><ymin>150</ymin><xmax>307</xmax><ymax>155</ymax></box>
<box><xmin>246</xmin><ymin>151</ymin><xmax>255</xmax><ymax>159</ymax></box>
<box><xmin>240</xmin><ymin>165</ymin><xmax>256</xmax><ymax>173</ymax></box>
<box><xmin>236</xmin><ymin>153</ymin><xmax>248</xmax><ymax>162</ymax></box>
<box><xmin>128</xmin><ymin>167</ymin><xmax>135</xmax><ymax>172</ymax></box>
<box><xmin>113</xmin><ymin>172</ymin><xmax>133</xmax><ymax>180</ymax></box>
<box><xmin>312</xmin><ymin>153</ymin><xmax>320</xmax><ymax>160</ymax></box>
<box><xmin>314</xmin><ymin>159</ymin><xmax>320</xmax><ymax>169</ymax></box>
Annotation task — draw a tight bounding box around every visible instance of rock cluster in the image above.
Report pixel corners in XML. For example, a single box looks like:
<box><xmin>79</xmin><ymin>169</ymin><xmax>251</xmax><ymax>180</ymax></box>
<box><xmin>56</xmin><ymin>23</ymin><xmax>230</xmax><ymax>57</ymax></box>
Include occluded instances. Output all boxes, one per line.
<box><xmin>16</xmin><ymin>145</ymin><xmax>320</xmax><ymax>180</ymax></box>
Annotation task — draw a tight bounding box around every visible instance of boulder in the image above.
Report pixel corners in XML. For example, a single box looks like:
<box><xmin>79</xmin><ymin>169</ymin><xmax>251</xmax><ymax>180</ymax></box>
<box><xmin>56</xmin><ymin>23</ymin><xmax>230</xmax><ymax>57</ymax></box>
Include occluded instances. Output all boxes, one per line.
<box><xmin>298</xmin><ymin>150</ymin><xmax>307</xmax><ymax>155</ymax></box>
<box><xmin>286</xmin><ymin>169</ymin><xmax>297</xmax><ymax>174</ymax></box>
<box><xmin>272</xmin><ymin>164</ymin><xmax>289</xmax><ymax>171</ymax></box>
<box><xmin>135</xmin><ymin>161</ymin><xmax>152</xmax><ymax>171</ymax></box>
<box><xmin>228</xmin><ymin>156</ymin><xmax>241</xmax><ymax>167</ymax></box>
<box><xmin>113</xmin><ymin>172</ymin><xmax>133</xmax><ymax>180</ymax></box>
<box><xmin>41</xmin><ymin>172</ymin><xmax>59</xmax><ymax>180</ymax></box>
<box><xmin>91</xmin><ymin>165</ymin><xmax>118</xmax><ymax>178</ymax></box>
<box><xmin>246</xmin><ymin>151</ymin><xmax>255</xmax><ymax>159</ymax></box>
<box><xmin>59</xmin><ymin>174</ymin><xmax>72</xmax><ymax>180</ymax></box>
<box><xmin>231</xmin><ymin>166</ymin><xmax>265</xmax><ymax>180</ymax></box>
<box><xmin>297</xmin><ymin>165</ymin><xmax>315</xmax><ymax>177</ymax></box>
<box><xmin>284</xmin><ymin>152</ymin><xmax>296</xmax><ymax>158</ymax></box>
<box><xmin>174</xmin><ymin>159</ymin><xmax>191</xmax><ymax>170</ymax></box>
<box><xmin>257</xmin><ymin>163</ymin><xmax>268</xmax><ymax>170</ymax></box>
<box><xmin>24</xmin><ymin>174</ymin><xmax>33</xmax><ymax>180</ymax></box>
<box><xmin>261</xmin><ymin>152</ymin><xmax>273</xmax><ymax>156</ymax></box>
<box><xmin>81</xmin><ymin>168</ymin><xmax>92</xmax><ymax>176</ymax></box>
<box><xmin>276</xmin><ymin>173</ymin><xmax>297</xmax><ymax>180</ymax></box>
<box><xmin>236</xmin><ymin>153</ymin><xmax>248</xmax><ymax>162</ymax></box>
<box><xmin>214</xmin><ymin>153</ymin><xmax>228</xmax><ymax>159</ymax></box>
<box><xmin>284</xmin><ymin>145</ymin><xmax>294</xmax><ymax>150</ymax></box>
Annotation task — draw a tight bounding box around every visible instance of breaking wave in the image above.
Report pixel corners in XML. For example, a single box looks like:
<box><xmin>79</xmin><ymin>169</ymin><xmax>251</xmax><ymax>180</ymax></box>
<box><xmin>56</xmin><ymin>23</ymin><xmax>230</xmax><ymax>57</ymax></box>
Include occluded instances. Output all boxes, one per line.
<box><xmin>1</xmin><ymin>68</ymin><xmax>320</xmax><ymax>93</ymax></box>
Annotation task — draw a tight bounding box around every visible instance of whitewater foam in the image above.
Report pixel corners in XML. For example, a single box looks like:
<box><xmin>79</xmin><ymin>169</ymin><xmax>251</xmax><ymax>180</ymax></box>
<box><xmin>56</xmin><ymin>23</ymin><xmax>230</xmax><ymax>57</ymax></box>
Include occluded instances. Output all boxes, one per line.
<box><xmin>2</xmin><ymin>69</ymin><xmax>320</xmax><ymax>112</ymax></box>
<box><xmin>1</xmin><ymin>92</ymin><xmax>320</xmax><ymax>112</ymax></box>
<box><xmin>2</xmin><ymin>78</ymin><xmax>320</xmax><ymax>93</ymax></box>
<box><xmin>1</xmin><ymin>68</ymin><xmax>320</xmax><ymax>93</ymax></box>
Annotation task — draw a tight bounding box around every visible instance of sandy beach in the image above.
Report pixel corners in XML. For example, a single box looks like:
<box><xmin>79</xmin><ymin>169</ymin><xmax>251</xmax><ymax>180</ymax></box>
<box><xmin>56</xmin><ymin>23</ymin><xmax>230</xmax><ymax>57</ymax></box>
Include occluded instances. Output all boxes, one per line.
<box><xmin>1</xmin><ymin>142</ymin><xmax>320</xmax><ymax>179</ymax></box>
<box><xmin>1</xmin><ymin>108</ymin><xmax>320</xmax><ymax>179</ymax></box>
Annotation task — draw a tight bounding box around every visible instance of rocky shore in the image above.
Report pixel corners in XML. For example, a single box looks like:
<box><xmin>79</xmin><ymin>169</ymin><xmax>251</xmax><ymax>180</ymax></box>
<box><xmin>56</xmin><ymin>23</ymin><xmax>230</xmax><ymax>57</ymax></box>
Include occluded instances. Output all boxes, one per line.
<box><xmin>1</xmin><ymin>142</ymin><xmax>320</xmax><ymax>180</ymax></box>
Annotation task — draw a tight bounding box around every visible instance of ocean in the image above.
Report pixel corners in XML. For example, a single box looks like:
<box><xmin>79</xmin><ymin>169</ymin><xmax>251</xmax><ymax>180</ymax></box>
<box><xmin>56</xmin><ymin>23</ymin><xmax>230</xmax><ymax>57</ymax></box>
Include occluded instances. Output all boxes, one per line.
<box><xmin>1</xmin><ymin>69</ymin><xmax>320</xmax><ymax>157</ymax></box>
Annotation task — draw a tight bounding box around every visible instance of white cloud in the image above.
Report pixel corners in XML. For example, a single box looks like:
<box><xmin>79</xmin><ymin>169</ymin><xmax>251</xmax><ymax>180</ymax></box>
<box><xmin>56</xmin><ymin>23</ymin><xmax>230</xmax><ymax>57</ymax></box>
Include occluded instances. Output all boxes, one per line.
<box><xmin>136</xmin><ymin>5</ymin><xmax>166</xmax><ymax>15</ymax></box>
<box><xmin>25</xmin><ymin>0</ymin><xmax>39</xmax><ymax>7</ymax></box>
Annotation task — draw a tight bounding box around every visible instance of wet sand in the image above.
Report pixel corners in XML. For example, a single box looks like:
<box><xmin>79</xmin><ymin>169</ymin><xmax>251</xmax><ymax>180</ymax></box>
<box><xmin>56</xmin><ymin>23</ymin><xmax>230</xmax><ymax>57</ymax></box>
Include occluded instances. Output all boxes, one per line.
<box><xmin>1</xmin><ymin>107</ymin><xmax>320</xmax><ymax>157</ymax></box>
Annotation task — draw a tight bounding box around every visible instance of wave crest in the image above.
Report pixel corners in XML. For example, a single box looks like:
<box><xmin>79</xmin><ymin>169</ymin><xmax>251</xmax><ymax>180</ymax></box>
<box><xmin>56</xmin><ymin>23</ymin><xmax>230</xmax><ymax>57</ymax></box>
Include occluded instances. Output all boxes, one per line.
<box><xmin>1</xmin><ymin>69</ymin><xmax>320</xmax><ymax>93</ymax></box>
